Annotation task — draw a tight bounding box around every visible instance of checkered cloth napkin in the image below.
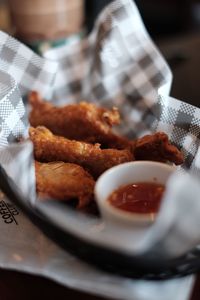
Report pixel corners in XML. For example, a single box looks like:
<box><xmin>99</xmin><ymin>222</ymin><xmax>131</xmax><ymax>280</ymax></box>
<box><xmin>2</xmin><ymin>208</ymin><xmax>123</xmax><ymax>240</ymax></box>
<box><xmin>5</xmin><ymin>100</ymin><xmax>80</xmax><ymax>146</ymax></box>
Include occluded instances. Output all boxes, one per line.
<box><xmin>0</xmin><ymin>0</ymin><xmax>200</xmax><ymax>261</ymax></box>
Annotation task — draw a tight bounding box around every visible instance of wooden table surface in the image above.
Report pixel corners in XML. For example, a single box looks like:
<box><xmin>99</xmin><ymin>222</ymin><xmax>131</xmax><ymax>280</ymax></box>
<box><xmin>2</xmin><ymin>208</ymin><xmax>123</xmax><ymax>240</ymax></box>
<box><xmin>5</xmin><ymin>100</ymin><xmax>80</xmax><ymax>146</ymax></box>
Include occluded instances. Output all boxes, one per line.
<box><xmin>1</xmin><ymin>4</ymin><xmax>200</xmax><ymax>300</ymax></box>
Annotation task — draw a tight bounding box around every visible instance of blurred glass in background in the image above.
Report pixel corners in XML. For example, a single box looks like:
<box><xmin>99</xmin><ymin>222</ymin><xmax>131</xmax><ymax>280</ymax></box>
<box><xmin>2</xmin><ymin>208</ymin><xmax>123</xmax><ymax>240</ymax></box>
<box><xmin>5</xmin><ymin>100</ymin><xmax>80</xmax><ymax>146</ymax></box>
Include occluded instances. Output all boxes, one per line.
<box><xmin>4</xmin><ymin>0</ymin><xmax>85</xmax><ymax>54</ymax></box>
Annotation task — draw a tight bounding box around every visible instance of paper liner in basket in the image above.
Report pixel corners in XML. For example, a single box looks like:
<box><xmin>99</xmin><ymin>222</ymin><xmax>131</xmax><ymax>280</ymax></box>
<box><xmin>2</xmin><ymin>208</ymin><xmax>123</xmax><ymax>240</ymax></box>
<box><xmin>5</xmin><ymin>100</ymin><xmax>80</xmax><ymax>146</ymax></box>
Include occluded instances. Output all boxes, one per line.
<box><xmin>0</xmin><ymin>0</ymin><xmax>200</xmax><ymax>260</ymax></box>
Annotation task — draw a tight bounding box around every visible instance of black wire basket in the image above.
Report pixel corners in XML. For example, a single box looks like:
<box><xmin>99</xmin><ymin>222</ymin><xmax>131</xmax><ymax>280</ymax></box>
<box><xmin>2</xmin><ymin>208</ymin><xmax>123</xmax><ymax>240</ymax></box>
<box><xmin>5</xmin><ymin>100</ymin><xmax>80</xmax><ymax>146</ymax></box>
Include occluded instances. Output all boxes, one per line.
<box><xmin>1</xmin><ymin>163</ymin><xmax>200</xmax><ymax>281</ymax></box>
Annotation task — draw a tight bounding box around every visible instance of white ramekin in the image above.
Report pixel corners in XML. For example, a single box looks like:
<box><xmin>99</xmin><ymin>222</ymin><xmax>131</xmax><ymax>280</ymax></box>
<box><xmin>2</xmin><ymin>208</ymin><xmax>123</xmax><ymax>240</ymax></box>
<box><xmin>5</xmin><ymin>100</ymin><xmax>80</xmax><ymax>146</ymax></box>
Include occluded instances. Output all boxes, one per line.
<box><xmin>95</xmin><ymin>161</ymin><xmax>175</xmax><ymax>227</ymax></box>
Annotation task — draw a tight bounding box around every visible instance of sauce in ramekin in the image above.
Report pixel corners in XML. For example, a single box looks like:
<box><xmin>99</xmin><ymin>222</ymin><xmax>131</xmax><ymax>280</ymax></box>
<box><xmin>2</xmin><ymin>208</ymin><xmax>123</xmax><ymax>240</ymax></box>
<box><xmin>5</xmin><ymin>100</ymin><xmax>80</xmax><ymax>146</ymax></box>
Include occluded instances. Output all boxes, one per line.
<box><xmin>107</xmin><ymin>182</ymin><xmax>165</xmax><ymax>214</ymax></box>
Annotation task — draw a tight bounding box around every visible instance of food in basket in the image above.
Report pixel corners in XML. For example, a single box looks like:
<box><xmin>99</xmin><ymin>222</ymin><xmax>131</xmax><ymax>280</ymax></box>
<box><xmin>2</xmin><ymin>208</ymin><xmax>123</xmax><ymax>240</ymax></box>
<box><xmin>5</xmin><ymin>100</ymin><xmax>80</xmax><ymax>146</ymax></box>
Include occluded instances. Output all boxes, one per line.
<box><xmin>28</xmin><ymin>91</ymin><xmax>184</xmax><ymax>211</ymax></box>
<box><xmin>107</xmin><ymin>182</ymin><xmax>165</xmax><ymax>214</ymax></box>
<box><xmin>133</xmin><ymin>132</ymin><xmax>184</xmax><ymax>165</ymax></box>
<box><xmin>35</xmin><ymin>161</ymin><xmax>94</xmax><ymax>208</ymax></box>
<box><xmin>29</xmin><ymin>126</ymin><xmax>133</xmax><ymax>178</ymax></box>
<box><xmin>29</xmin><ymin>91</ymin><xmax>131</xmax><ymax>150</ymax></box>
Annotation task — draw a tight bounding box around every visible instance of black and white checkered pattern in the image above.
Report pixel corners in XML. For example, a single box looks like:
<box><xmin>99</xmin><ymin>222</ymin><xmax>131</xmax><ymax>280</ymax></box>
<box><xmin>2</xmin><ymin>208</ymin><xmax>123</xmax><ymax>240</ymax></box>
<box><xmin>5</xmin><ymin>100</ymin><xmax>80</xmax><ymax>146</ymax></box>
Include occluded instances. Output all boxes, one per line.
<box><xmin>44</xmin><ymin>0</ymin><xmax>172</xmax><ymax>136</ymax></box>
<box><xmin>0</xmin><ymin>0</ymin><xmax>200</xmax><ymax>262</ymax></box>
<box><xmin>0</xmin><ymin>31</ymin><xmax>58</xmax><ymax>98</ymax></box>
<box><xmin>0</xmin><ymin>70</ymin><xmax>26</xmax><ymax>146</ymax></box>
<box><xmin>139</xmin><ymin>95</ymin><xmax>200</xmax><ymax>173</ymax></box>
<box><xmin>0</xmin><ymin>141</ymin><xmax>35</xmax><ymax>202</ymax></box>
<box><xmin>0</xmin><ymin>0</ymin><xmax>173</xmax><ymax>143</ymax></box>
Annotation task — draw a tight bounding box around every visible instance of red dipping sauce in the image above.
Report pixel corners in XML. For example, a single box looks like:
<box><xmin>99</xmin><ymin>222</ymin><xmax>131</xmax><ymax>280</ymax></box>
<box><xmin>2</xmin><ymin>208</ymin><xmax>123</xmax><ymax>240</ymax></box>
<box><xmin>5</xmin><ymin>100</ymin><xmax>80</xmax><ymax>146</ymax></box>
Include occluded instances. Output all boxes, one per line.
<box><xmin>108</xmin><ymin>182</ymin><xmax>165</xmax><ymax>214</ymax></box>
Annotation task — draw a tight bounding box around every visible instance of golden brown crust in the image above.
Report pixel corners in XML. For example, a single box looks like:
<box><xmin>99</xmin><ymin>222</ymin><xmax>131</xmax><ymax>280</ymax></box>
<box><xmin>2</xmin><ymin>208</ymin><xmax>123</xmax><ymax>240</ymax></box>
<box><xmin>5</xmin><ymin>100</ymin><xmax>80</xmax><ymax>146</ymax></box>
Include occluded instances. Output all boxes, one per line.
<box><xmin>29</xmin><ymin>91</ymin><xmax>121</xmax><ymax>145</ymax></box>
<box><xmin>30</xmin><ymin>126</ymin><xmax>134</xmax><ymax>178</ymax></box>
<box><xmin>35</xmin><ymin>161</ymin><xmax>95</xmax><ymax>208</ymax></box>
<box><xmin>133</xmin><ymin>132</ymin><xmax>184</xmax><ymax>165</ymax></box>
<box><xmin>29</xmin><ymin>94</ymin><xmax>184</xmax><ymax>211</ymax></box>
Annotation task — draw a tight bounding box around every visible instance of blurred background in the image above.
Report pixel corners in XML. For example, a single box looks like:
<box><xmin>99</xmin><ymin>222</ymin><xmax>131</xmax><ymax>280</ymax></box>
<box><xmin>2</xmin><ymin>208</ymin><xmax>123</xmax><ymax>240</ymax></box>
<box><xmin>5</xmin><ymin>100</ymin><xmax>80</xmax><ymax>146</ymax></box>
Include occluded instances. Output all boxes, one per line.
<box><xmin>1</xmin><ymin>0</ymin><xmax>199</xmax><ymax>39</ymax></box>
<box><xmin>0</xmin><ymin>0</ymin><xmax>200</xmax><ymax>106</ymax></box>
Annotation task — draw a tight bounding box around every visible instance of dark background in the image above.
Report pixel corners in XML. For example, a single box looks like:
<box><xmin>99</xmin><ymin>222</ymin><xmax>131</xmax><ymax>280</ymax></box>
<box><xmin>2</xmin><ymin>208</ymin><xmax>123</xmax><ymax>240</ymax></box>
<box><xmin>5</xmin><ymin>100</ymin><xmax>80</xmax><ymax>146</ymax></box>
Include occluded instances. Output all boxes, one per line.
<box><xmin>85</xmin><ymin>0</ymin><xmax>199</xmax><ymax>37</ymax></box>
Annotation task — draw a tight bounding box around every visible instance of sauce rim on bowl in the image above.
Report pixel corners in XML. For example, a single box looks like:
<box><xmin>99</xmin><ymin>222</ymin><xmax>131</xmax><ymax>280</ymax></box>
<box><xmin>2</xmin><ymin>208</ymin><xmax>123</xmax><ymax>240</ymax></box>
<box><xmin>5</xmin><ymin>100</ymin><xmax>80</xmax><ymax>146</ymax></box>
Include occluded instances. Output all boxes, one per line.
<box><xmin>107</xmin><ymin>181</ymin><xmax>165</xmax><ymax>214</ymax></box>
<box><xmin>94</xmin><ymin>161</ymin><xmax>175</xmax><ymax>226</ymax></box>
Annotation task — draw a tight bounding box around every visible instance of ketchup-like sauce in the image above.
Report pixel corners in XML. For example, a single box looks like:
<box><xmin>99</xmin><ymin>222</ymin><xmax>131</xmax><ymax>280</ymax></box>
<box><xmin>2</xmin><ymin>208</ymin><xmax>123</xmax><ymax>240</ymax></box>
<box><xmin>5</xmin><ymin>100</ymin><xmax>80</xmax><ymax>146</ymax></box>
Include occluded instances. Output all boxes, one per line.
<box><xmin>108</xmin><ymin>182</ymin><xmax>165</xmax><ymax>214</ymax></box>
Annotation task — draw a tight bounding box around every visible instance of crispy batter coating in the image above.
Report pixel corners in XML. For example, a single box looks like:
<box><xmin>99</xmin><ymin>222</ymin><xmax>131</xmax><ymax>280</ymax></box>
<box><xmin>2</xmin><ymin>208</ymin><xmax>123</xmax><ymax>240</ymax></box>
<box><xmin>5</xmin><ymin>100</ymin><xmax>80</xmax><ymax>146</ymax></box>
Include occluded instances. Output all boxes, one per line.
<box><xmin>133</xmin><ymin>132</ymin><xmax>184</xmax><ymax>165</ymax></box>
<box><xmin>30</xmin><ymin>126</ymin><xmax>133</xmax><ymax>178</ymax></box>
<box><xmin>29</xmin><ymin>91</ymin><xmax>123</xmax><ymax>146</ymax></box>
<box><xmin>35</xmin><ymin>161</ymin><xmax>95</xmax><ymax>208</ymax></box>
<box><xmin>100</xmin><ymin>132</ymin><xmax>133</xmax><ymax>150</ymax></box>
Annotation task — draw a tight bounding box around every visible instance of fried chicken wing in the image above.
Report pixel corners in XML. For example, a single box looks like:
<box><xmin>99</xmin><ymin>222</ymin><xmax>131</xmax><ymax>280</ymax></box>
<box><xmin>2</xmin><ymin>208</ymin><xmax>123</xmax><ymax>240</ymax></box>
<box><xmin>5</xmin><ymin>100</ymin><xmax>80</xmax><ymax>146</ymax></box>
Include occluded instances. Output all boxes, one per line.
<box><xmin>30</xmin><ymin>126</ymin><xmax>133</xmax><ymax>178</ymax></box>
<box><xmin>29</xmin><ymin>91</ymin><xmax>124</xmax><ymax>147</ymax></box>
<box><xmin>133</xmin><ymin>132</ymin><xmax>184</xmax><ymax>165</ymax></box>
<box><xmin>35</xmin><ymin>161</ymin><xmax>95</xmax><ymax>208</ymax></box>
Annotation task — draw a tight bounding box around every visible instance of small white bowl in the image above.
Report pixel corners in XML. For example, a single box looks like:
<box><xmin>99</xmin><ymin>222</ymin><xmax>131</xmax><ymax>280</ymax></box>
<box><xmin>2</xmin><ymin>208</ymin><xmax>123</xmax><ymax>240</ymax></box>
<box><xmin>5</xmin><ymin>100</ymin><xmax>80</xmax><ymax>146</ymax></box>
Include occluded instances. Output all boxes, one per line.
<box><xmin>95</xmin><ymin>161</ymin><xmax>175</xmax><ymax>227</ymax></box>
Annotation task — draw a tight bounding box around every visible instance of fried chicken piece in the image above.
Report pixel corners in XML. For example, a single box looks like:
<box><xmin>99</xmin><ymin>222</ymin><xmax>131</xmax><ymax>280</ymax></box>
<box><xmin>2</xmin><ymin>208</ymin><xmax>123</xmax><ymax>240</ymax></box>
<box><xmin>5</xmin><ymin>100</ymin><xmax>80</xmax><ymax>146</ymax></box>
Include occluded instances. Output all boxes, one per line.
<box><xmin>30</xmin><ymin>126</ymin><xmax>133</xmax><ymax>178</ymax></box>
<box><xmin>133</xmin><ymin>132</ymin><xmax>184</xmax><ymax>165</ymax></box>
<box><xmin>29</xmin><ymin>91</ymin><xmax>123</xmax><ymax>146</ymax></box>
<box><xmin>35</xmin><ymin>161</ymin><xmax>95</xmax><ymax>208</ymax></box>
<box><xmin>100</xmin><ymin>133</ymin><xmax>133</xmax><ymax>150</ymax></box>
